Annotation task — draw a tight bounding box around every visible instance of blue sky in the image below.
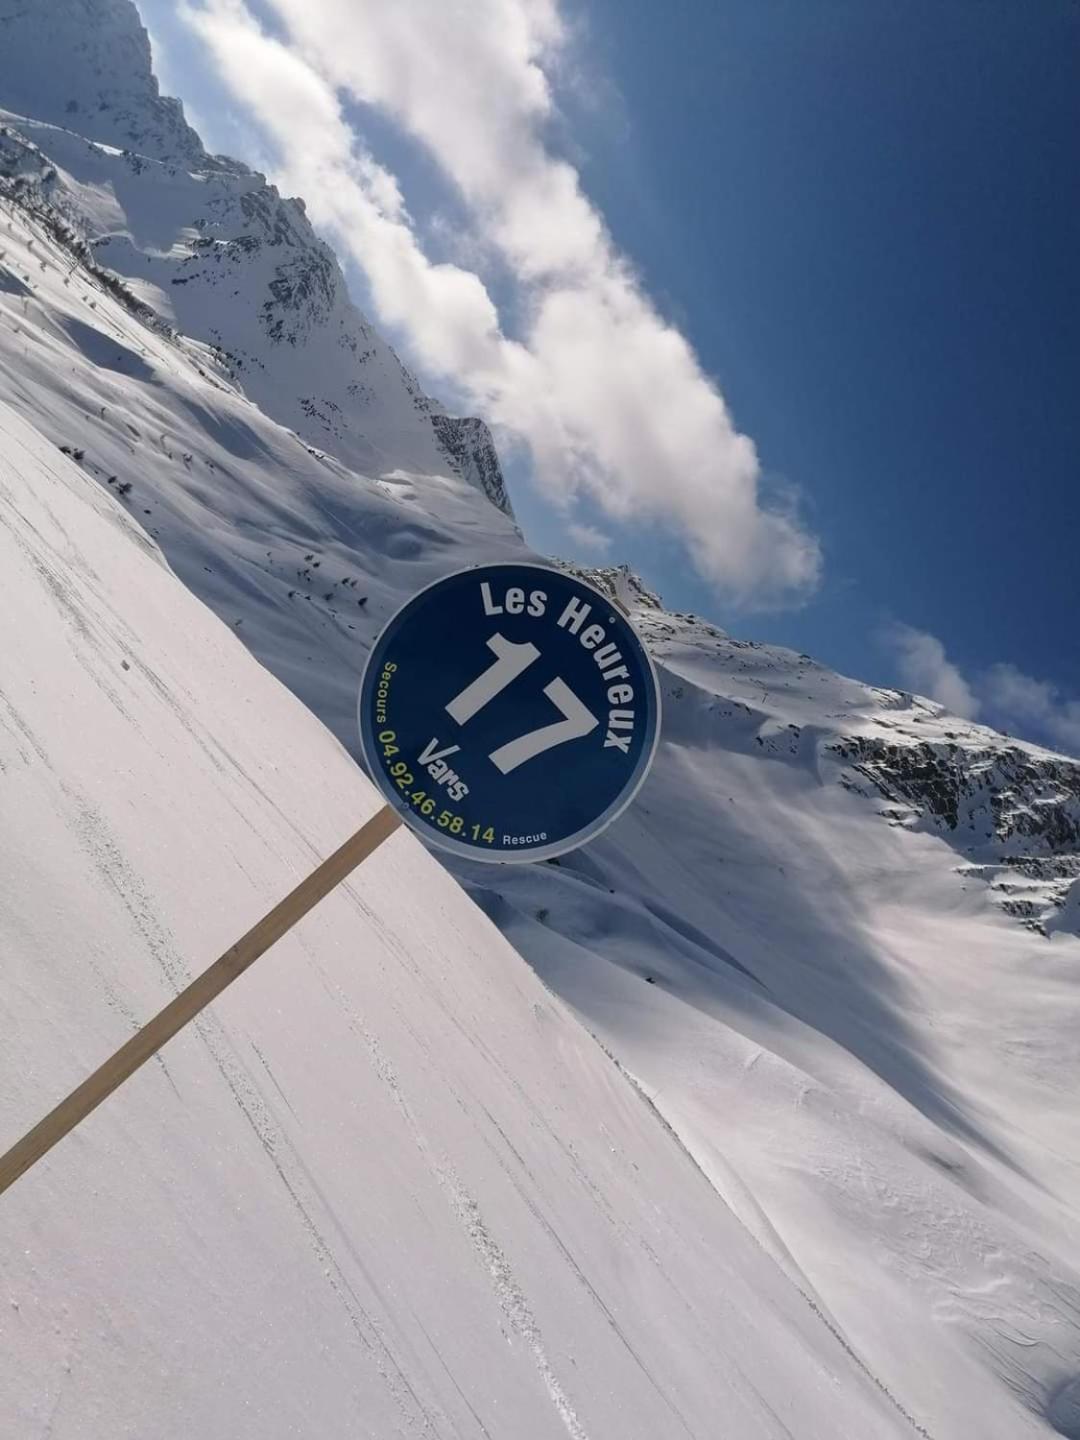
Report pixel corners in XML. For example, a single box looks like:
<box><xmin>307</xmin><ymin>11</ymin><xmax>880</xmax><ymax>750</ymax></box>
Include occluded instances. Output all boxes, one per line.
<box><xmin>557</xmin><ymin>0</ymin><xmax>1080</xmax><ymax>692</ymax></box>
<box><xmin>144</xmin><ymin>0</ymin><xmax>1079</xmax><ymax>751</ymax></box>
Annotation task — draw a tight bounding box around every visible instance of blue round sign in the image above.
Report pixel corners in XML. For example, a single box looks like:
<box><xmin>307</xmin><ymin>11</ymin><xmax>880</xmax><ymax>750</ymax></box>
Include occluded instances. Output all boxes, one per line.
<box><xmin>358</xmin><ymin>563</ymin><xmax>660</xmax><ymax>862</ymax></box>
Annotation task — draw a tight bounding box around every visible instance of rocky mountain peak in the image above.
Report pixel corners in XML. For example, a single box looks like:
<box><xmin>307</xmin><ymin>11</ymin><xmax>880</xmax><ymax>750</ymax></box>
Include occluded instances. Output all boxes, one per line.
<box><xmin>557</xmin><ymin>561</ymin><xmax>665</xmax><ymax>613</ymax></box>
<box><xmin>0</xmin><ymin>0</ymin><xmax>208</xmax><ymax>168</ymax></box>
<box><xmin>0</xmin><ymin>0</ymin><xmax>512</xmax><ymax>516</ymax></box>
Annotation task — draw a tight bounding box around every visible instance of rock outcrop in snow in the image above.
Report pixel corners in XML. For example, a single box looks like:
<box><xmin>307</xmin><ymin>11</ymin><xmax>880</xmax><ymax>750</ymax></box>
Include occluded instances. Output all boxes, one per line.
<box><xmin>631</xmin><ymin>604</ymin><xmax>1080</xmax><ymax>936</ymax></box>
<box><xmin>835</xmin><ymin>727</ymin><xmax>1080</xmax><ymax>930</ymax></box>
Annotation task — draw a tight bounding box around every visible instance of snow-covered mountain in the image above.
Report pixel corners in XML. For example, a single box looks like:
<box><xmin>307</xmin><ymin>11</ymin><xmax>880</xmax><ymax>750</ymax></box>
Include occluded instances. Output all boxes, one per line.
<box><xmin>2</xmin><ymin>5</ymin><xmax>1079</xmax><ymax>1438</ymax></box>
<box><xmin>0</xmin><ymin>0</ymin><xmax>513</xmax><ymax>513</ymax></box>
<box><xmin>2</xmin><ymin>397</ymin><xmax>916</xmax><ymax>1439</ymax></box>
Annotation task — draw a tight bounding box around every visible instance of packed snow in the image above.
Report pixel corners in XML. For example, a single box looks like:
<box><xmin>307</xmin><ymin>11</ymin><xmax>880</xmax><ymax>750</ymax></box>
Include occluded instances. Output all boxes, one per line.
<box><xmin>1</xmin><ymin>398</ymin><xmax>922</xmax><ymax>1436</ymax></box>
<box><xmin>2</xmin><ymin>4</ymin><xmax>1080</xmax><ymax>1437</ymax></box>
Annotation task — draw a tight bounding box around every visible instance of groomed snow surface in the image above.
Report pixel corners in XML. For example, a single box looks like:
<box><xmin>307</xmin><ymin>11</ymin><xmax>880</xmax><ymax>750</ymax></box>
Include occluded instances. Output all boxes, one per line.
<box><xmin>1</xmin><ymin>402</ymin><xmax>911</xmax><ymax>1437</ymax></box>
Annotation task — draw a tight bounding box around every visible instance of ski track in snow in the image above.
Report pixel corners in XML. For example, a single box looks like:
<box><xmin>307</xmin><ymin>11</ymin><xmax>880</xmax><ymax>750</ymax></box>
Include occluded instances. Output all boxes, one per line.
<box><xmin>312</xmin><ymin>957</ymin><xmax>598</xmax><ymax>1440</ymax></box>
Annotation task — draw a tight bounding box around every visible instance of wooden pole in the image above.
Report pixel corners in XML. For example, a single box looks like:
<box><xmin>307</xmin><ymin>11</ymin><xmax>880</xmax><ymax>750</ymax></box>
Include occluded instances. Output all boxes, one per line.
<box><xmin>0</xmin><ymin>803</ymin><xmax>402</xmax><ymax>1198</ymax></box>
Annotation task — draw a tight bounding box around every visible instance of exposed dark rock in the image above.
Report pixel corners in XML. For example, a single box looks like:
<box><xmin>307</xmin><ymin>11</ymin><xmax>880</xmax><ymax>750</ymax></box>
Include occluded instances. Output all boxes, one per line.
<box><xmin>429</xmin><ymin>413</ymin><xmax>513</xmax><ymax>518</ymax></box>
<box><xmin>830</xmin><ymin>733</ymin><xmax>1080</xmax><ymax>932</ymax></box>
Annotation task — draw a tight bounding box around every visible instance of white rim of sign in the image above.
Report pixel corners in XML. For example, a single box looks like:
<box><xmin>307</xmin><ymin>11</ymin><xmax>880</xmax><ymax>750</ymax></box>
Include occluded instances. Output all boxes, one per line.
<box><xmin>357</xmin><ymin>561</ymin><xmax>662</xmax><ymax>864</ymax></box>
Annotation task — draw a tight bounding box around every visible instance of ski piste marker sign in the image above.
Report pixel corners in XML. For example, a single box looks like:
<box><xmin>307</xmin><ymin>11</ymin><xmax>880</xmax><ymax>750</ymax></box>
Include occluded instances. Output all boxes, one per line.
<box><xmin>358</xmin><ymin>562</ymin><xmax>661</xmax><ymax>862</ymax></box>
<box><xmin>0</xmin><ymin>564</ymin><xmax>660</xmax><ymax>1198</ymax></box>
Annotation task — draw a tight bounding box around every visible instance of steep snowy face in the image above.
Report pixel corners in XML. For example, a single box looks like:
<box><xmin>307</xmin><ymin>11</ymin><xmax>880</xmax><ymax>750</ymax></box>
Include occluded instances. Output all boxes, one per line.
<box><xmin>0</xmin><ymin>143</ymin><xmax>524</xmax><ymax>751</ymax></box>
<box><xmin>0</xmin><ymin>0</ymin><xmax>206</xmax><ymax>168</ymax></box>
<box><xmin>567</xmin><ymin>562</ymin><xmax>1080</xmax><ymax>933</ymax></box>
<box><xmin>0</xmin><ymin>0</ymin><xmax>511</xmax><ymax>514</ymax></box>
<box><xmin>639</xmin><ymin>607</ymin><xmax>1080</xmax><ymax>935</ymax></box>
<box><xmin>475</xmin><ymin>596</ymin><xmax>1080</xmax><ymax>1440</ymax></box>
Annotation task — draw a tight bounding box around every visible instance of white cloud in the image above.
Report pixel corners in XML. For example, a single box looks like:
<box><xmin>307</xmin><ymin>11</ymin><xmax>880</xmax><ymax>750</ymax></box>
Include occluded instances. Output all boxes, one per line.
<box><xmin>982</xmin><ymin>663</ymin><xmax>1080</xmax><ymax>755</ymax></box>
<box><xmin>884</xmin><ymin>623</ymin><xmax>981</xmax><ymax>720</ymax></box>
<box><xmin>882</xmin><ymin>624</ymin><xmax>1080</xmax><ymax>758</ymax></box>
<box><xmin>565</xmin><ymin>521</ymin><xmax>612</xmax><ymax>555</ymax></box>
<box><xmin>179</xmin><ymin>0</ymin><xmax>820</xmax><ymax>608</ymax></box>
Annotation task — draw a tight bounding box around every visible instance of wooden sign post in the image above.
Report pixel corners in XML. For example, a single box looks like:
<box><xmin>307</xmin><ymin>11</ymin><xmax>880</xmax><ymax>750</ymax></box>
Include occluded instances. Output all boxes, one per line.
<box><xmin>0</xmin><ymin>804</ymin><xmax>401</xmax><ymax>1198</ymax></box>
<box><xmin>1</xmin><ymin>564</ymin><xmax>660</xmax><ymax>1201</ymax></box>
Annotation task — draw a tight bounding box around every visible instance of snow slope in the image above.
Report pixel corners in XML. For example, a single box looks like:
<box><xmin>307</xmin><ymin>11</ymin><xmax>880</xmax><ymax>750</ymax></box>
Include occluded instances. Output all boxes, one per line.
<box><xmin>477</xmin><ymin>600</ymin><xmax>1080</xmax><ymax>1440</ymax></box>
<box><xmin>2</xmin><ymin>5</ymin><xmax>1080</xmax><ymax>1437</ymax></box>
<box><xmin>0</xmin><ymin>401</ymin><xmax>916</xmax><ymax>1437</ymax></box>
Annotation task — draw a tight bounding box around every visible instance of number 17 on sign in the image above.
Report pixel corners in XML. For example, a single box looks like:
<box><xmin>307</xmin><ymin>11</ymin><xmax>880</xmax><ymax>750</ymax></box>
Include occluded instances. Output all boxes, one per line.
<box><xmin>358</xmin><ymin>562</ymin><xmax>660</xmax><ymax>863</ymax></box>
